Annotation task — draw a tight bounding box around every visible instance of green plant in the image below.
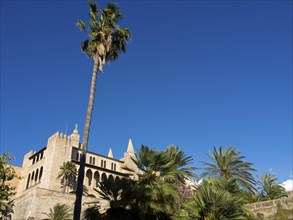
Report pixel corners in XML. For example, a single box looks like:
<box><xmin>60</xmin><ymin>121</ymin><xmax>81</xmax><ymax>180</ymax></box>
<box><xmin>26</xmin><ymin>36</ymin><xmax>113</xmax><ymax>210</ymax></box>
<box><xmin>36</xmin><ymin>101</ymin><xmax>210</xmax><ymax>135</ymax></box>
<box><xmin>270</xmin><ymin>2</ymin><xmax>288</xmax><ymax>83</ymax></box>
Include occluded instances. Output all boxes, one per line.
<box><xmin>0</xmin><ymin>152</ymin><xmax>19</xmax><ymax>217</ymax></box>
<box><xmin>201</xmin><ymin>146</ymin><xmax>257</xmax><ymax>193</ymax></box>
<box><xmin>57</xmin><ymin>161</ymin><xmax>77</xmax><ymax>193</ymax></box>
<box><xmin>42</xmin><ymin>203</ymin><xmax>72</xmax><ymax>220</ymax></box>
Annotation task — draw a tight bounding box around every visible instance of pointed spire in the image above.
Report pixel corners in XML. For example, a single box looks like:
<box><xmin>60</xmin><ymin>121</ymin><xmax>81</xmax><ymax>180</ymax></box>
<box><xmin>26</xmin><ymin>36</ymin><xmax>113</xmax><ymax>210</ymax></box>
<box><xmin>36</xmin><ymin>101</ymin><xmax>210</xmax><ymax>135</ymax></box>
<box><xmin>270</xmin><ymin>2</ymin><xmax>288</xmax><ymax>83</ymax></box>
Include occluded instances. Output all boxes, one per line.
<box><xmin>108</xmin><ymin>148</ymin><xmax>113</xmax><ymax>158</ymax></box>
<box><xmin>73</xmin><ymin>123</ymin><xmax>78</xmax><ymax>134</ymax></box>
<box><xmin>127</xmin><ymin>138</ymin><xmax>134</xmax><ymax>154</ymax></box>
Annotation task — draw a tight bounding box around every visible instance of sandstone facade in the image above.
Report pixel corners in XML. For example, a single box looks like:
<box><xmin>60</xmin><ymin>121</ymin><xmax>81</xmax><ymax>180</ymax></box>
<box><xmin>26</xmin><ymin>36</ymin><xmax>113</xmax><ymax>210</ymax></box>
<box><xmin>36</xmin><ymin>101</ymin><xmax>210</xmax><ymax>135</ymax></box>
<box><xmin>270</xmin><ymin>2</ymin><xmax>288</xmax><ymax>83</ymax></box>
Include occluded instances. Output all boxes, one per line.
<box><xmin>9</xmin><ymin>126</ymin><xmax>136</xmax><ymax>220</ymax></box>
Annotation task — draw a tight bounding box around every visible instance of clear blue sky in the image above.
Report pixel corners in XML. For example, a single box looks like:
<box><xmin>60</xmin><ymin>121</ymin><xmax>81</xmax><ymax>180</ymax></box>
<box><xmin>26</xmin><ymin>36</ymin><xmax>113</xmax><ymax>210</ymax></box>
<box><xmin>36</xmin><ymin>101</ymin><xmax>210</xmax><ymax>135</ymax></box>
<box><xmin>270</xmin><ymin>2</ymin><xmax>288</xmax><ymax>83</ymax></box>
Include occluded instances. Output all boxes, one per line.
<box><xmin>1</xmin><ymin>0</ymin><xmax>292</xmax><ymax>183</ymax></box>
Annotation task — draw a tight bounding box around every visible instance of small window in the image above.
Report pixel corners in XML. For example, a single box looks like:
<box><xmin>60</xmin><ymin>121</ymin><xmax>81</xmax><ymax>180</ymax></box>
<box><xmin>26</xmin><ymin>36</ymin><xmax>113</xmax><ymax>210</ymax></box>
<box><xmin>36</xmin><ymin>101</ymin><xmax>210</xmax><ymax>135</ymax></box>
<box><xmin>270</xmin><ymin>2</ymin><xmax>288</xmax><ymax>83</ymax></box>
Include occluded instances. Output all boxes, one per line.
<box><xmin>93</xmin><ymin>157</ymin><xmax>95</xmax><ymax>165</ymax></box>
<box><xmin>104</xmin><ymin>161</ymin><xmax>106</xmax><ymax>169</ymax></box>
<box><xmin>26</xmin><ymin>174</ymin><xmax>31</xmax><ymax>189</ymax></box>
<box><xmin>114</xmin><ymin>164</ymin><xmax>116</xmax><ymax>171</ymax></box>
<box><xmin>39</xmin><ymin>166</ymin><xmax>43</xmax><ymax>182</ymax></box>
<box><xmin>101</xmin><ymin>160</ymin><xmax>103</xmax><ymax>167</ymax></box>
<box><xmin>89</xmin><ymin>156</ymin><xmax>92</xmax><ymax>164</ymax></box>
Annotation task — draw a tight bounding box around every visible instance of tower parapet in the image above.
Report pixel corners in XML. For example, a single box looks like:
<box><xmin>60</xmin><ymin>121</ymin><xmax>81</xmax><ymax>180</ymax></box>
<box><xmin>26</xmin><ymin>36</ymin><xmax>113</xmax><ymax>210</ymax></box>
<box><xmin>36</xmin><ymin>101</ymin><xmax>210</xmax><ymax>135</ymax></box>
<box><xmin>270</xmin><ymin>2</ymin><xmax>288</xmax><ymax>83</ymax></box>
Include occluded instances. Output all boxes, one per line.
<box><xmin>41</xmin><ymin>126</ymin><xmax>80</xmax><ymax>190</ymax></box>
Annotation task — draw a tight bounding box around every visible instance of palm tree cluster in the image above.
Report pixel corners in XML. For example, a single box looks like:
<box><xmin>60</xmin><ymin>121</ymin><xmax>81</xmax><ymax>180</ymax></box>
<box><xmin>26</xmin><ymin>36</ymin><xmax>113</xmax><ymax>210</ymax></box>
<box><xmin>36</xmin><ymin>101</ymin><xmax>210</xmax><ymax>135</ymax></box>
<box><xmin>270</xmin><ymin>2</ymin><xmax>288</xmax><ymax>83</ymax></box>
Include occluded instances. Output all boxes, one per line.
<box><xmin>84</xmin><ymin>145</ymin><xmax>195</xmax><ymax>220</ymax></box>
<box><xmin>81</xmin><ymin>145</ymin><xmax>287</xmax><ymax>220</ymax></box>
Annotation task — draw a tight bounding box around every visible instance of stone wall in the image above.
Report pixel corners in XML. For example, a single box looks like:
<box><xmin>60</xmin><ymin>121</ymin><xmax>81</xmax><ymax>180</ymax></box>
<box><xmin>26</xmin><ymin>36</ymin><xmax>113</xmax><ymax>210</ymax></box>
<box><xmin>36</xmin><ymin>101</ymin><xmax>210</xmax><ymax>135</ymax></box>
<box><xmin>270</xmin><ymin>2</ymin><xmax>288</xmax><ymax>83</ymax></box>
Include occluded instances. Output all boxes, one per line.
<box><xmin>246</xmin><ymin>191</ymin><xmax>293</xmax><ymax>219</ymax></box>
<box><xmin>12</xmin><ymin>187</ymin><xmax>97</xmax><ymax>220</ymax></box>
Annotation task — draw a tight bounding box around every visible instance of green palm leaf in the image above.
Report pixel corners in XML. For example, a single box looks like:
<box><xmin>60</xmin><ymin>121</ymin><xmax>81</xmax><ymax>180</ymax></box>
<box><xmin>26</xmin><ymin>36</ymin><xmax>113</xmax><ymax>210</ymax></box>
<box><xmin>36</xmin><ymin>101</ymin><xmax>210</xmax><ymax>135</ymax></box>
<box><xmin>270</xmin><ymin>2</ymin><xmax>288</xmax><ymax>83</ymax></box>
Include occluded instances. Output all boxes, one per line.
<box><xmin>201</xmin><ymin>146</ymin><xmax>257</xmax><ymax>192</ymax></box>
<box><xmin>42</xmin><ymin>203</ymin><xmax>72</xmax><ymax>220</ymax></box>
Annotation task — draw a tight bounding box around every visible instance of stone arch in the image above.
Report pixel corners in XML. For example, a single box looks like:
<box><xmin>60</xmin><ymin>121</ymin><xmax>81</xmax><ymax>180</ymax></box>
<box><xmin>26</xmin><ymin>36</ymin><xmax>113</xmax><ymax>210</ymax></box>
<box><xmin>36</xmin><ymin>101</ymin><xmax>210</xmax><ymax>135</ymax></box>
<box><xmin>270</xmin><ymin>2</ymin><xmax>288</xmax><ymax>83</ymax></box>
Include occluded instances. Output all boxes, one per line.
<box><xmin>26</xmin><ymin>173</ymin><xmax>31</xmax><ymax>189</ymax></box>
<box><xmin>94</xmin><ymin>171</ymin><xmax>99</xmax><ymax>187</ymax></box>
<box><xmin>115</xmin><ymin>176</ymin><xmax>120</xmax><ymax>182</ymax></box>
<box><xmin>86</xmin><ymin>169</ymin><xmax>93</xmax><ymax>187</ymax></box>
<box><xmin>101</xmin><ymin>173</ymin><xmax>107</xmax><ymax>183</ymax></box>
<box><xmin>39</xmin><ymin>166</ymin><xmax>43</xmax><ymax>182</ymax></box>
<box><xmin>108</xmin><ymin>175</ymin><xmax>114</xmax><ymax>184</ymax></box>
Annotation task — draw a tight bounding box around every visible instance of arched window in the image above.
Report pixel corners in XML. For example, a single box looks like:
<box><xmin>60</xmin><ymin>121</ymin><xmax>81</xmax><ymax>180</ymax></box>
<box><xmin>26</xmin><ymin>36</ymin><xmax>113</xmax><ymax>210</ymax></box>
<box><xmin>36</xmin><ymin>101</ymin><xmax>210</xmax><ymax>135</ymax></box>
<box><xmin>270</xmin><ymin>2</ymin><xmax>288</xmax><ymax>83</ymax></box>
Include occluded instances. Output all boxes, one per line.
<box><xmin>40</xmin><ymin>152</ymin><xmax>44</xmax><ymax>159</ymax></box>
<box><xmin>86</xmin><ymin>169</ymin><xmax>93</xmax><ymax>187</ymax></box>
<box><xmin>93</xmin><ymin>157</ymin><xmax>95</xmax><ymax>165</ymax></box>
<box><xmin>26</xmin><ymin>174</ymin><xmax>31</xmax><ymax>189</ymax></box>
<box><xmin>114</xmin><ymin>164</ymin><xmax>116</xmax><ymax>171</ymax></box>
<box><xmin>108</xmin><ymin>175</ymin><xmax>114</xmax><ymax>183</ymax></box>
<box><xmin>39</xmin><ymin>166</ymin><xmax>43</xmax><ymax>182</ymax></box>
<box><xmin>94</xmin><ymin>171</ymin><xmax>99</xmax><ymax>187</ymax></box>
<box><xmin>101</xmin><ymin>160</ymin><xmax>103</xmax><ymax>167</ymax></box>
<box><xmin>89</xmin><ymin>156</ymin><xmax>92</xmax><ymax>164</ymax></box>
<box><xmin>104</xmin><ymin>161</ymin><xmax>106</xmax><ymax>169</ymax></box>
<box><xmin>101</xmin><ymin>173</ymin><xmax>107</xmax><ymax>183</ymax></box>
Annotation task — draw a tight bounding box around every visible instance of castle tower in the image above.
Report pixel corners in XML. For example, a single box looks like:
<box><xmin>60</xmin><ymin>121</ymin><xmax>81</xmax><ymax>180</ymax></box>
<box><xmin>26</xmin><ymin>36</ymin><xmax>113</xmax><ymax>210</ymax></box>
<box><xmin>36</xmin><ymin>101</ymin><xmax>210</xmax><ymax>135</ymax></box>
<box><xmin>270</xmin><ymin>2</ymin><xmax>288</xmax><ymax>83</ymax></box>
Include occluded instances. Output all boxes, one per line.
<box><xmin>121</xmin><ymin>138</ymin><xmax>137</xmax><ymax>175</ymax></box>
<box><xmin>40</xmin><ymin>126</ymin><xmax>80</xmax><ymax>191</ymax></box>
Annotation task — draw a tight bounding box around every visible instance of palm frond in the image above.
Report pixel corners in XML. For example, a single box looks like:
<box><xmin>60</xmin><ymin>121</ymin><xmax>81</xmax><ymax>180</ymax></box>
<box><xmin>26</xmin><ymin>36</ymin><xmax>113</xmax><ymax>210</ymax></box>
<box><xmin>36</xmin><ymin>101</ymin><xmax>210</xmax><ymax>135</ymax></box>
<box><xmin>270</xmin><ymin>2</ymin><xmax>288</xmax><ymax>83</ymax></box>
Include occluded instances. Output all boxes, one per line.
<box><xmin>201</xmin><ymin>146</ymin><xmax>257</xmax><ymax>192</ymax></box>
<box><xmin>76</xmin><ymin>20</ymin><xmax>87</xmax><ymax>31</ymax></box>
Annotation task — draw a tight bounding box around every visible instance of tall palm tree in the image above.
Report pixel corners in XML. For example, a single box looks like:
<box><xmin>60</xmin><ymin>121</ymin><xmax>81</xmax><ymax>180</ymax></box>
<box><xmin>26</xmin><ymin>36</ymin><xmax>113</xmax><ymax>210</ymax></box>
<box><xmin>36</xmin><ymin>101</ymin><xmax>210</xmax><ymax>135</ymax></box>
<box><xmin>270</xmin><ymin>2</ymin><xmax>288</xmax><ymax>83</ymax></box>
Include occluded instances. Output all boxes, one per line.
<box><xmin>201</xmin><ymin>146</ymin><xmax>257</xmax><ymax>193</ymax></box>
<box><xmin>57</xmin><ymin>161</ymin><xmax>77</xmax><ymax>193</ymax></box>
<box><xmin>257</xmin><ymin>172</ymin><xmax>287</xmax><ymax>200</ymax></box>
<box><xmin>42</xmin><ymin>203</ymin><xmax>72</xmax><ymax>220</ymax></box>
<box><xmin>74</xmin><ymin>1</ymin><xmax>131</xmax><ymax>219</ymax></box>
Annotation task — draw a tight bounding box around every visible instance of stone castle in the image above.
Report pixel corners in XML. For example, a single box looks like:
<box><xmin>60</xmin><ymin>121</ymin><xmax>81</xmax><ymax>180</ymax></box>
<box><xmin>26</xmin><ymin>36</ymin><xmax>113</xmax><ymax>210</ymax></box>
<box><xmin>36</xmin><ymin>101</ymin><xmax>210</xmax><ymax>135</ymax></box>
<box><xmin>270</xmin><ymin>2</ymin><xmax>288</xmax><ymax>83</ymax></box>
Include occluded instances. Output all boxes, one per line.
<box><xmin>9</xmin><ymin>125</ymin><xmax>137</xmax><ymax>220</ymax></box>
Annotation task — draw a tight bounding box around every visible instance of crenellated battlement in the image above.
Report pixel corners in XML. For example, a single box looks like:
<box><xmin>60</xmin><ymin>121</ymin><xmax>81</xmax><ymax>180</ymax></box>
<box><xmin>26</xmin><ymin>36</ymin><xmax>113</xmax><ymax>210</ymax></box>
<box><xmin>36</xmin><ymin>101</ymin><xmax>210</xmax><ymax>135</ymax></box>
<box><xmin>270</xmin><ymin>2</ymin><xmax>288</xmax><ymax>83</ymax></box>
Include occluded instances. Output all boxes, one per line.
<box><xmin>47</xmin><ymin>126</ymin><xmax>80</xmax><ymax>148</ymax></box>
<box><xmin>48</xmin><ymin>131</ymin><xmax>70</xmax><ymax>143</ymax></box>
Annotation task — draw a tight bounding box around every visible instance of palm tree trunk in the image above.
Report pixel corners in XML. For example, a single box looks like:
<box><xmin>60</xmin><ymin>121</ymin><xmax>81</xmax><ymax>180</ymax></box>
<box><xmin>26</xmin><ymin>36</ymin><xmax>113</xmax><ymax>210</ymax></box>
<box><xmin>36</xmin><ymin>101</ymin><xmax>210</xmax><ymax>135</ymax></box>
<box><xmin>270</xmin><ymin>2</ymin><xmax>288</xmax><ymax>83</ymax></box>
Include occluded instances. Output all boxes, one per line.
<box><xmin>74</xmin><ymin>60</ymin><xmax>99</xmax><ymax>220</ymax></box>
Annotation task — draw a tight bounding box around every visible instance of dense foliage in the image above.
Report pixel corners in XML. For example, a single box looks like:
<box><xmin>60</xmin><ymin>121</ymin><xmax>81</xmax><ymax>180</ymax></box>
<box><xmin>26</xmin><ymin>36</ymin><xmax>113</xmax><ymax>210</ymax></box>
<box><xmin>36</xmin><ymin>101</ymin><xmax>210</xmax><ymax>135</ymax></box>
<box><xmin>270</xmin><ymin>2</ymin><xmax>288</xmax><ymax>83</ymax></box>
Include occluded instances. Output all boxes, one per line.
<box><xmin>84</xmin><ymin>145</ymin><xmax>288</xmax><ymax>220</ymax></box>
<box><xmin>257</xmin><ymin>172</ymin><xmax>287</xmax><ymax>200</ymax></box>
<box><xmin>0</xmin><ymin>152</ymin><xmax>19</xmax><ymax>217</ymax></box>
